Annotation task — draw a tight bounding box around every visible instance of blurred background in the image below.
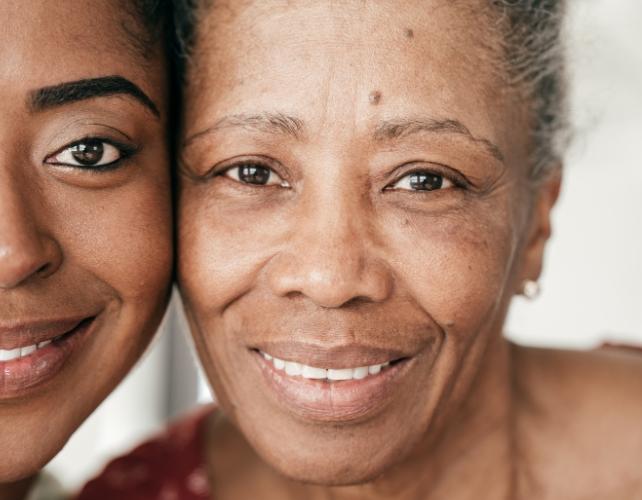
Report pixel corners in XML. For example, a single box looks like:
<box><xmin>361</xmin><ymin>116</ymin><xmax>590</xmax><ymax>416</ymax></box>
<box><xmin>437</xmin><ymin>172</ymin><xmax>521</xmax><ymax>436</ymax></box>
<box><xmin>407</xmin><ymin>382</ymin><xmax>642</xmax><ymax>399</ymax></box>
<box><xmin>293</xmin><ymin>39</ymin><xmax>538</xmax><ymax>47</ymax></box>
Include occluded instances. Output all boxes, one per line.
<box><xmin>46</xmin><ymin>0</ymin><xmax>642</xmax><ymax>491</ymax></box>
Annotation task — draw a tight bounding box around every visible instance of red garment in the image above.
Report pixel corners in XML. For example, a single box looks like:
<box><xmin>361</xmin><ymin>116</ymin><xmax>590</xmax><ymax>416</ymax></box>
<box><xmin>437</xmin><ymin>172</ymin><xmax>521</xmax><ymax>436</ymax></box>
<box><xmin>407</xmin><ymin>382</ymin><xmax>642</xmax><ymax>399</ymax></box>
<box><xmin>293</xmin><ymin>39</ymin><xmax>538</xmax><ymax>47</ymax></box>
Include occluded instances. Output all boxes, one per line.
<box><xmin>76</xmin><ymin>405</ymin><xmax>213</xmax><ymax>500</ymax></box>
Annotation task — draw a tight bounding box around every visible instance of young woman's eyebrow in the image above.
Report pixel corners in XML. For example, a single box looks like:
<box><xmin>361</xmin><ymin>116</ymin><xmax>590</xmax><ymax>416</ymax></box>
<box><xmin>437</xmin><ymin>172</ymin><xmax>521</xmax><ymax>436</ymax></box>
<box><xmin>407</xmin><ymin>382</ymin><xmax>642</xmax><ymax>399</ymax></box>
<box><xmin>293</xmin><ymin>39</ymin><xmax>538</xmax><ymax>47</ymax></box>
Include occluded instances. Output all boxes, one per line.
<box><xmin>28</xmin><ymin>75</ymin><xmax>160</xmax><ymax>118</ymax></box>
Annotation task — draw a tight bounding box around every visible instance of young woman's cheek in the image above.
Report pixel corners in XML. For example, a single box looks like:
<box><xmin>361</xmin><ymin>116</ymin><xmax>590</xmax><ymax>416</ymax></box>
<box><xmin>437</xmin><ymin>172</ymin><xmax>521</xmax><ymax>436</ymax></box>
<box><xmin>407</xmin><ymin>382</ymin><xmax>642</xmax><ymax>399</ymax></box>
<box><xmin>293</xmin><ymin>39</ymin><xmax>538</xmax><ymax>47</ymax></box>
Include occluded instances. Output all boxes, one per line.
<box><xmin>52</xmin><ymin>171</ymin><xmax>173</xmax><ymax>302</ymax></box>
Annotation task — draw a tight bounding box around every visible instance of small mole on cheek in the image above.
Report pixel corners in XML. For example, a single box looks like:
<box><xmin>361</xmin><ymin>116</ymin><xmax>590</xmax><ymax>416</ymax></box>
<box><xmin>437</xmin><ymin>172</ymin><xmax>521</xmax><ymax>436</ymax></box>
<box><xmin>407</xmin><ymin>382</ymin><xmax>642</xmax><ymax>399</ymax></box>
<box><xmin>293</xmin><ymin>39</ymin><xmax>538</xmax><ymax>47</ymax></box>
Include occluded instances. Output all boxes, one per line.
<box><xmin>368</xmin><ymin>90</ymin><xmax>382</xmax><ymax>105</ymax></box>
<box><xmin>404</xmin><ymin>28</ymin><xmax>414</xmax><ymax>39</ymax></box>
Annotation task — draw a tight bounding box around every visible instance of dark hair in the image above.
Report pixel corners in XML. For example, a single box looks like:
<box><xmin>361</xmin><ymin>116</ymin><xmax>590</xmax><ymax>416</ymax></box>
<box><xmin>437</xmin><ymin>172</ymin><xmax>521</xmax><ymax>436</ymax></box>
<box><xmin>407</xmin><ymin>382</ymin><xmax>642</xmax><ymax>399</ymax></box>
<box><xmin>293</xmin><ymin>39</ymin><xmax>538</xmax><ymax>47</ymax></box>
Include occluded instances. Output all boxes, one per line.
<box><xmin>121</xmin><ymin>0</ymin><xmax>172</xmax><ymax>60</ymax></box>
<box><xmin>173</xmin><ymin>0</ymin><xmax>568</xmax><ymax>180</ymax></box>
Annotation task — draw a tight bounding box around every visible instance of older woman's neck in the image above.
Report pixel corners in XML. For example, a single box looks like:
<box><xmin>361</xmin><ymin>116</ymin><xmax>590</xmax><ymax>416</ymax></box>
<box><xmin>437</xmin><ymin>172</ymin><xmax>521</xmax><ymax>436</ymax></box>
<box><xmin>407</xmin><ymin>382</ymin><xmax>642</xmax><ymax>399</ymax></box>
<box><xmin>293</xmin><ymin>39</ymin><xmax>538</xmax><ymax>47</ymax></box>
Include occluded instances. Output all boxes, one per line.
<box><xmin>0</xmin><ymin>477</ymin><xmax>35</xmax><ymax>500</ymax></box>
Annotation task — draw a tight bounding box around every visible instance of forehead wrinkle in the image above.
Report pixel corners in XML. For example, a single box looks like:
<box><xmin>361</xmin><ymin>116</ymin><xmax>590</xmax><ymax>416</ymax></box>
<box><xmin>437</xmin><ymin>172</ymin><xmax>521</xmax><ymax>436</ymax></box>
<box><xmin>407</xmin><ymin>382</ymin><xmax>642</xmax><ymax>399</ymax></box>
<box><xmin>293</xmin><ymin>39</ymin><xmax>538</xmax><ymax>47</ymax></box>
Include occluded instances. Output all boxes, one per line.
<box><xmin>374</xmin><ymin>117</ymin><xmax>505</xmax><ymax>163</ymax></box>
<box><xmin>184</xmin><ymin>112</ymin><xmax>306</xmax><ymax>147</ymax></box>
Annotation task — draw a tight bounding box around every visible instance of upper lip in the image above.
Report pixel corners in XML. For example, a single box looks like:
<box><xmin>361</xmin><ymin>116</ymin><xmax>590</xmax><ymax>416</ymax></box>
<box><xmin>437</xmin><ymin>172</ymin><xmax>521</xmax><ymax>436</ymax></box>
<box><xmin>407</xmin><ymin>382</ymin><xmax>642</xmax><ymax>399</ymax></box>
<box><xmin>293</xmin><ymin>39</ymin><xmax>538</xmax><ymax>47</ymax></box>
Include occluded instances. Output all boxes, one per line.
<box><xmin>251</xmin><ymin>341</ymin><xmax>413</xmax><ymax>369</ymax></box>
<box><xmin>0</xmin><ymin>316</ymin><xmax>92</xmax><ymax>350</ymax></box>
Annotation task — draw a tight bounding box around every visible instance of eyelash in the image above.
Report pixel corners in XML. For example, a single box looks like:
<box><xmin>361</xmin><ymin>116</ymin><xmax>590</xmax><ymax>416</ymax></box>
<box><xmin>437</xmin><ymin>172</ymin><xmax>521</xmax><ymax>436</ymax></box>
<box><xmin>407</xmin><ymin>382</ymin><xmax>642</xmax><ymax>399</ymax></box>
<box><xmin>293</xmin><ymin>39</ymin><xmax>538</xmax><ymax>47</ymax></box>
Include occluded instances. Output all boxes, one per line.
<box><xmin>385</xmin><ymin>165</ymin><xmax>469</xmax><ymax>192</ymax></box>
<box><xmin>44</xmin><ymin>136</ymin><xmax>138</xmax><ymax>172</ymax></box>
<box><xmin>215</xmin><ymin>158</ymin><xmax>468</xmax><ymax>194</ymax></box>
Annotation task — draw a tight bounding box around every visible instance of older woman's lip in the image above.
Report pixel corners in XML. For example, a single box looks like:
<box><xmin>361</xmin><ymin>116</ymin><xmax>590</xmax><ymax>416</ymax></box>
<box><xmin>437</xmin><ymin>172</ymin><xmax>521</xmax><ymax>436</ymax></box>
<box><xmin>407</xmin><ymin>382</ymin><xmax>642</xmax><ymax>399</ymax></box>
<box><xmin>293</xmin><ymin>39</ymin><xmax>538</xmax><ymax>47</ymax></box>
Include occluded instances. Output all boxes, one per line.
<box><xmin>0</xmin><ymin>316</ymin><xmax>97</xmax><ymax>399</ymax></box>
<box><xmin>249</xmin><ymin>341</ymin><xmax>411</xmax><ymax>370</ymax></box>
<box><xmin>252</xmin><ymin>349</ymin><xmax>416</xmax><ymax>423</ymax></box>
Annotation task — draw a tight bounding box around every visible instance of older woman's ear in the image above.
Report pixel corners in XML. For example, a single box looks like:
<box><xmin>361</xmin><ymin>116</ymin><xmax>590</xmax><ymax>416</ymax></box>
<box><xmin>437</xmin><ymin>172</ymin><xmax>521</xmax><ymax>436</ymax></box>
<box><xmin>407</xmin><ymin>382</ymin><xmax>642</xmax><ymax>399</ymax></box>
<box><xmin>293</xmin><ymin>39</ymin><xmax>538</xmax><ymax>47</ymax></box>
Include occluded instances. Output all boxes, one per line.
<box><xmin>518</xmin><ymin>168</ymin><xmax>563</xmax><ymax>291</ymax></box>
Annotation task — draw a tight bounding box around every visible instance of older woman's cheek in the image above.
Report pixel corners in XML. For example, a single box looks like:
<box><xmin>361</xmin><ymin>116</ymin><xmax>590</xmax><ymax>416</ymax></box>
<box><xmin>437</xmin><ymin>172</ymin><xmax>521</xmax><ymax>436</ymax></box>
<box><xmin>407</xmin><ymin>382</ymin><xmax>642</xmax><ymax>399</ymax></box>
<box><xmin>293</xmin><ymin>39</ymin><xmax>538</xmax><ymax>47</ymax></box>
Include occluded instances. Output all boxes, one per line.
<box><xmin>177</xmin><ymin>188</ymin><xmax>286</xmax><ymax>317</ymax></box>
<box><xmin>384</xmin><ymin>205</ymin><xmax>519</xmax><ymax>341</ymax></box>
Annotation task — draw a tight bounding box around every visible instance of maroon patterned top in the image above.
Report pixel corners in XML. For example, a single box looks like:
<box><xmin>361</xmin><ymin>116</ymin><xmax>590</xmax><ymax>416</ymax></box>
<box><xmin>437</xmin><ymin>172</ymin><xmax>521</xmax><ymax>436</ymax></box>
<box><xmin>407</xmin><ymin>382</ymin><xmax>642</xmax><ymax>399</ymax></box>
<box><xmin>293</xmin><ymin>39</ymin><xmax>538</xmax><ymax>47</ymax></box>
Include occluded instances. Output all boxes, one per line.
<box><xmin>76</xmin><ymin>405</ymin><xmax>214</xmax><ymax>500</ymax></box>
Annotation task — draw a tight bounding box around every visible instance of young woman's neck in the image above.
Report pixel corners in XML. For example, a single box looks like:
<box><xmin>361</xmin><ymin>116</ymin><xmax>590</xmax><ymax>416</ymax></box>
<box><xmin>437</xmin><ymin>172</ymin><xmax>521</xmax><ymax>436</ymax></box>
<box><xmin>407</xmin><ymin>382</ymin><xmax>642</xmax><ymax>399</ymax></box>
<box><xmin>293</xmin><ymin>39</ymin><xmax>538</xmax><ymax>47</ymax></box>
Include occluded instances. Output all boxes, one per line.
<box><xmin>0</xmin><ymin>476</ymin><xmax>35</xmax><ymax>500</ymax></box>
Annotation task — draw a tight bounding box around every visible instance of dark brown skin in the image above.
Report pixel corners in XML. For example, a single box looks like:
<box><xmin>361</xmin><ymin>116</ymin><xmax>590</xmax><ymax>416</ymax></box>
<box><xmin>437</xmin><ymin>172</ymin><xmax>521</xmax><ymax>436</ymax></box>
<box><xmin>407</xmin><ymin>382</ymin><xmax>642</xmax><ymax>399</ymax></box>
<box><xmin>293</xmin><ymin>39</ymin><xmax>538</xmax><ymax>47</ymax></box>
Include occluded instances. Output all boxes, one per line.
<box><xmin>0</xmin><ymin>1</ymin><xmax>171</xmax><ymax>498</ymax></box>
<box><xmin>177</xmin><ymin>1</ymin><xmax>642</xmax><ymax>499</ymax></box>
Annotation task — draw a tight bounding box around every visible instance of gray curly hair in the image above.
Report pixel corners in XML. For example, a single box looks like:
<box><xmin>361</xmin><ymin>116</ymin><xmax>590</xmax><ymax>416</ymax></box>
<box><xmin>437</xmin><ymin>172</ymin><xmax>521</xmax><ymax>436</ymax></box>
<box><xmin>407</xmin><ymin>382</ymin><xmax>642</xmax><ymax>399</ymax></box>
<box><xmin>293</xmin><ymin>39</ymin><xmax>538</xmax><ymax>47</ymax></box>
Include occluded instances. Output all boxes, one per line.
<box><xmin>173</xmin><ymin>0</ymin><xmax>569</xmax><ymax>180</ymax></box>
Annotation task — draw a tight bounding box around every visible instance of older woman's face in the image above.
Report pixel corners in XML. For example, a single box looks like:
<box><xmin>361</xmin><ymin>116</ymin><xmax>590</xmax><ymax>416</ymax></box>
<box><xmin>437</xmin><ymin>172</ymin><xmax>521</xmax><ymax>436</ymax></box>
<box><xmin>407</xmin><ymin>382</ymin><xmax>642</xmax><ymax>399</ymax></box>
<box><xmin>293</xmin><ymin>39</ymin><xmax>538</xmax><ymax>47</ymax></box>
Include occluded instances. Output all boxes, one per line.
<box><xmin>0</xmin><ymin>0</ymin><xmax>171</xmax><ymax>482</ymax></box>
<box><xmin>179</xmin><ymin>0</ymin><xmax>552</xmax><ymax>484</ymax></box>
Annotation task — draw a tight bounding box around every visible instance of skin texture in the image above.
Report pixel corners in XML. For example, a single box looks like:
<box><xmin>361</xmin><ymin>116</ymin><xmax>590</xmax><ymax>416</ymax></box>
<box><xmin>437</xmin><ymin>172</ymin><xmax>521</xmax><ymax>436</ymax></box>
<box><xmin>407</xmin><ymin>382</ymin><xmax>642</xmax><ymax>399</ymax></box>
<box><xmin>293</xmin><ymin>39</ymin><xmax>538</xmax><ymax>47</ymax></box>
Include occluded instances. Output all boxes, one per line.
<box><xmin>177</xmin><ymin>1</ymin><xmax>642</xmax><ymax>499</ymax></box>
<box><xmin>0</xmin><ymin>1</ymin><xmax>171</xmax><ymax>498</ymax></box>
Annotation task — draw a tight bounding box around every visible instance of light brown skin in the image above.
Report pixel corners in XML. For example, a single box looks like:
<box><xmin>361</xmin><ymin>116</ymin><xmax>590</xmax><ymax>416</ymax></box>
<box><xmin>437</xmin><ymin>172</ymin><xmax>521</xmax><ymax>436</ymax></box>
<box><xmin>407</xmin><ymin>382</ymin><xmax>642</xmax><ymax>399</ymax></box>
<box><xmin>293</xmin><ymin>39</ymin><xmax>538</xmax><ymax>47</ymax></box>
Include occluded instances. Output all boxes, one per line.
<box><xmin>0</xmin><ymin>1</ymin><xmax>172</xmax><ymax>499</ymax></box>
<box><xmin>177</xmin><ymin>1</ymin><xmax>642</xmax><ymax>499</ymax></box>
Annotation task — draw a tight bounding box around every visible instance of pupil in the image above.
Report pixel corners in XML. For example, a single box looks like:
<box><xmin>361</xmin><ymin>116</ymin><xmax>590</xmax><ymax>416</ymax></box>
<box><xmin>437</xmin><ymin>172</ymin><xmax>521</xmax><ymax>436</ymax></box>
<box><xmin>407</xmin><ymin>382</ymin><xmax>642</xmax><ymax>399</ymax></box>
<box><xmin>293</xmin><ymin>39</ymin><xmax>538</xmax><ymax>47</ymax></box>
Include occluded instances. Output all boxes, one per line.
<box><xmin>409</xmin><ymin>172</ymin><xmax>443</xmax><ymax>191</ymax></box>
<box><xmin>238</xmin><ymin>165</ymin><xmax>270</xmax><ymax>185</ymax></box>
<box><xmin>71</xmin><ymin>141</ymin><xmax>104</xmax><ymax>166</ymax></box>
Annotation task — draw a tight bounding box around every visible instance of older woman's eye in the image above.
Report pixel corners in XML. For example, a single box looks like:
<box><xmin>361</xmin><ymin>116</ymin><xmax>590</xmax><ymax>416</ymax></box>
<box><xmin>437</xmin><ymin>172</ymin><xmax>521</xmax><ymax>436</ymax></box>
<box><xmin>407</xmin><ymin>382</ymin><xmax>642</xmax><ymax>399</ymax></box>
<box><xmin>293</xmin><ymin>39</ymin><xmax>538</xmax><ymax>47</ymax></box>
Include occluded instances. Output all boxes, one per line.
<box><xmin>45</xmin><ymin>139</ymin><xmax>131</xmax><ymax>169</ymax></box>
<box><xmin>389</xmin><ymin>171</ymin><xmax>454</xmax><ymax>192</ymax></box>
<box><xmin>224</xmin><ymin>163</ymin><xmax>289</xmax><ymax>187</ymax></box>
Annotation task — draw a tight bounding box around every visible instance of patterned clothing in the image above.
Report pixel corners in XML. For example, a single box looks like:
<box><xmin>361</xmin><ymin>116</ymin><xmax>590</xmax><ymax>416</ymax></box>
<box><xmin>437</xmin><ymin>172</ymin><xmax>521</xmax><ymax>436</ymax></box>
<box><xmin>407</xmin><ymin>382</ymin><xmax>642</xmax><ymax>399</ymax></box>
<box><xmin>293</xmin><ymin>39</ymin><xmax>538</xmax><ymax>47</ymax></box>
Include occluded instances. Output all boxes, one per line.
<box><xmin>76</xmin><ymin>406</ymin><xmax>213</xmax><ymax>500</ymax></box>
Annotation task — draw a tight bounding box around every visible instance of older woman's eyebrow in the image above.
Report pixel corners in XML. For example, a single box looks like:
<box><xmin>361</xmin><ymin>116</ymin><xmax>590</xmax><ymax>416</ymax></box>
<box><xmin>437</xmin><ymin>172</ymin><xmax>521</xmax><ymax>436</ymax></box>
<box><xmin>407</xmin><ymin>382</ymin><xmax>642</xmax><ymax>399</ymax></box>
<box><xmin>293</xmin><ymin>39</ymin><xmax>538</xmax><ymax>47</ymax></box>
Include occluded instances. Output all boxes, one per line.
<box><xmin>374</xmin><ymin>118</ymin><xmax>505</xmax><ymax>163</ymax></box>
<box><xmin>184</xmin><ymin>112</ymin><xmax>305</xmax><ymax>147</ymax></box>
<box><xmin>29</xmin><ymin>76</ymin><xmax>160</xmax><ymax>118</ymax></box>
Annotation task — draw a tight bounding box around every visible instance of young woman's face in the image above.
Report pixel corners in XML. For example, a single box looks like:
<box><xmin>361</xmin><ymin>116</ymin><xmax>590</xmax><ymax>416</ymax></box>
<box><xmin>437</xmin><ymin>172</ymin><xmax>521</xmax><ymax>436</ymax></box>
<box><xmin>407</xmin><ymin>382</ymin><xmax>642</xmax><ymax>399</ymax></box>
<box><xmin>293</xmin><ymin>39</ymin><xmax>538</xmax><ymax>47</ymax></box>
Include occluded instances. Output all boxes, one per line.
<box><xmin>179</xmin><ymin>0</ymin><xmax>554</xmax><ymax>485</ymax></box>
<box><xmin>0</xmin><ymin>0</ymin><xmax>171</xmax><ymax>481</ymax></box>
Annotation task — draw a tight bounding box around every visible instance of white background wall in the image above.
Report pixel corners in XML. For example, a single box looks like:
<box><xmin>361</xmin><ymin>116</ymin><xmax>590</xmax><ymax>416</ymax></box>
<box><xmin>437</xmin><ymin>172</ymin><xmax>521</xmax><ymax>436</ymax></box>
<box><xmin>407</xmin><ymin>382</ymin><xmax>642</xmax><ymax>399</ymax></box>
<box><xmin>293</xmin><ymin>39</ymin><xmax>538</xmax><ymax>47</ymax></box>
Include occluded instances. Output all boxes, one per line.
<box><xmin>47</xmin><ymin>1</ymin><xmax>642</xmax><ymax>492</ymax></box>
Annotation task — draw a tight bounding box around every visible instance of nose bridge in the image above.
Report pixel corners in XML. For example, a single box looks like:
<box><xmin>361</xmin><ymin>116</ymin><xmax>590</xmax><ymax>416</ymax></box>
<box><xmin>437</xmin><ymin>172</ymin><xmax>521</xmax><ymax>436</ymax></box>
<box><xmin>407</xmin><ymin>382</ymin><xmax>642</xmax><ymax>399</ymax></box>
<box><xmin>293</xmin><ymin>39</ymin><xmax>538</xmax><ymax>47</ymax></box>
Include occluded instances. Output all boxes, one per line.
<box><xmin>0</xmin><ymin>168</ymin><xmax>60</xmax><ymax>288</ymax></box>
<box><xmin>268</xmin><ymin>178</ymin><xmax>393</xmax><ymax>308</ymax></box>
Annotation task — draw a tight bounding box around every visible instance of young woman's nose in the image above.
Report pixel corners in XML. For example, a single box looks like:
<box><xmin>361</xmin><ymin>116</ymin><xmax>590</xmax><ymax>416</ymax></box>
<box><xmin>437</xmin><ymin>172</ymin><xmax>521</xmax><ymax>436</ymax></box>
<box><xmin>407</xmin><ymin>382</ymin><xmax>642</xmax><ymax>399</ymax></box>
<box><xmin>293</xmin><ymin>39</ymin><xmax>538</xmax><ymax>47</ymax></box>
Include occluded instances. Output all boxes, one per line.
<box><xmin>266</xmin><ymin>191</ymin><xmax>393</xmax><ymax>308</ymax></box>
<box><xmin>0</xmin><ymin>172</ymin><xmax>62</xmax><ymax>289</ymax></box>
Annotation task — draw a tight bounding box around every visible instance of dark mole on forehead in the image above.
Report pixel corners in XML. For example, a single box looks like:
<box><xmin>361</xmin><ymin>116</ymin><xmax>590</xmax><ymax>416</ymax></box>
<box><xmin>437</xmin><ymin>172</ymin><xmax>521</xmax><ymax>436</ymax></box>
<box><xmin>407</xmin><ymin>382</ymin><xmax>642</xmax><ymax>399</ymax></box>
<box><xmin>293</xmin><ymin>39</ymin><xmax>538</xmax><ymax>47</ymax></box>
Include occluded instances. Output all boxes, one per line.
<box><xmin>404</xmin><ymin>28</ymin><xmax>414</xmax><ymax>39</ymax></box>
<box><xmin>369</xmin><ymin>90</ymin><xmax>382</xmax><ymax>105</ymax></box>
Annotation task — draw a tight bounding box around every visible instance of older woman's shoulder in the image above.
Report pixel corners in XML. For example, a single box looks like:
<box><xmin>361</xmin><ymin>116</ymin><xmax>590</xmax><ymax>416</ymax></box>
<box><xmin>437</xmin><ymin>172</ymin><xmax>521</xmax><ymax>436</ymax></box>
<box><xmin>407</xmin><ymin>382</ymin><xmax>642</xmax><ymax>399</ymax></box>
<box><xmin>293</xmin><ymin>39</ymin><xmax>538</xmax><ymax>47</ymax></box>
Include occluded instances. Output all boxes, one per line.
<box><xmin>513</xmin><ymin>344</ymin><xmax>642</xmax><ymax>498</ymax></box>
<box><xmin>514</xmin><ymin>342</ymin><xmax>642</xmax><ymax>407</ymax></box>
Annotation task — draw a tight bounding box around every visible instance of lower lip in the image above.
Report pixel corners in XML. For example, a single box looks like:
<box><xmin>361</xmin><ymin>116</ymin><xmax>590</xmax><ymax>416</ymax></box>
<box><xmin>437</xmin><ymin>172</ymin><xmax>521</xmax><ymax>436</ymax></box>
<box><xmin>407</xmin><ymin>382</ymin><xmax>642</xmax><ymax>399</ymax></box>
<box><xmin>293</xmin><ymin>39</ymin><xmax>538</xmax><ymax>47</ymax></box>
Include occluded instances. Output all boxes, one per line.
<box><xmin>253</xmin><ymin>351</ymin><xmax>414</xmax><ymax>423</ymax></box>
<box><xmin>0</xmin><ymin>318</ymin><xmax>96</xmax><ymax>400</ymax></box>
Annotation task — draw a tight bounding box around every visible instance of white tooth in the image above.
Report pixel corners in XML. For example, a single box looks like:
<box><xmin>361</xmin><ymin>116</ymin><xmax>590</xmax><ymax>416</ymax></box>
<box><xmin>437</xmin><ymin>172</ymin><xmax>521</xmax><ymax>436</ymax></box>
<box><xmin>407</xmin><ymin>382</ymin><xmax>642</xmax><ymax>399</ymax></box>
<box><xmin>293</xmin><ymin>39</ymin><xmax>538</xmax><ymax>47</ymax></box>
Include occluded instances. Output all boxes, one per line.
<box><xmin>262</xmin><ymin>352</ymin><xmax>273</xmax><ymax>361</ymax></box>
<box><xmin>302</xmin><ymin>365</ymin><xmax>327</xmax><ymax>379</ymax></box>
<box><xmin>38</xmin><ymin>340</ymin><xmax>52</xmax><ymax>349</ymax></box>
<box><xmin>285</xmin><ymin>361</ymin><xmax>302</xmax><ymax>376</ymax></box>
<box><xmin>273</xmin><ymin>358</ymin><xmax>285</xmax><ymax>370</ymax></box>
<box><xmin>382</xmin><ymin>361</ymin><xmax>390</xmax><ymax>367</ymax></box>
<box><xmin>368</xmin><ymin>364</ymin><xmax>382</xmax><ymax>375</ymax></box>
<box><xmin>353</xmin><ymin>367</ymin><xmax>369</xmax><ymax>379</ymax></box>
<box><xmin>21</xmin><ymin>345</ymin><xmax>37</xmax><ymax>357</ymax></box>
<box><xmin>0</xmin><ymin>348</ymin><xmax>21</xmax><ymax>362</ymax></box>
<box><xmin>327</xmin><ymin>368</ymin><xmax>353</xmax><ymax>381</ymax></box>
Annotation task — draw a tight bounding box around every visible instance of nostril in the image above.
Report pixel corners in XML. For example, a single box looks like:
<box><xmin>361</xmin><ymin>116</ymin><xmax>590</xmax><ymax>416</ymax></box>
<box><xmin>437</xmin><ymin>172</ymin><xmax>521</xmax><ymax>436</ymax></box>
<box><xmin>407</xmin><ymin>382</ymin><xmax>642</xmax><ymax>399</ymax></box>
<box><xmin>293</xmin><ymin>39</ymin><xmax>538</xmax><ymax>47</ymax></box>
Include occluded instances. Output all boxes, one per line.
<box><xmin>36</xmin><ymin>263</ymin><xmax>50</xmax><ymax>276</ymax></box>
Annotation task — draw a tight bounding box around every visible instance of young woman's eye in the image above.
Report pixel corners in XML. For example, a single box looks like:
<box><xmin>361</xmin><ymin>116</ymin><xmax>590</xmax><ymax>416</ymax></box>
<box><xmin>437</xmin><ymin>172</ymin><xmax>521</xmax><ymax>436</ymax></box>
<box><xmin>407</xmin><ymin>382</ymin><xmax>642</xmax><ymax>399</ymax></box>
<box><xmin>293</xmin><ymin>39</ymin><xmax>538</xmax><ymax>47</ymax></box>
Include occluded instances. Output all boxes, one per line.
<box><xmin>45</xmin><ymin>139</ymin><xmax>129</xmax><ymax>169</ymax></box>
<box><xmin>224</xmin><ymin>163</ymin><xmax>289</xmax><ymax>187</ymax></box>
<box><xmin>389</xmin><ymin>171</ymin><xmax>453</xmax><ymax>192</ymax></box>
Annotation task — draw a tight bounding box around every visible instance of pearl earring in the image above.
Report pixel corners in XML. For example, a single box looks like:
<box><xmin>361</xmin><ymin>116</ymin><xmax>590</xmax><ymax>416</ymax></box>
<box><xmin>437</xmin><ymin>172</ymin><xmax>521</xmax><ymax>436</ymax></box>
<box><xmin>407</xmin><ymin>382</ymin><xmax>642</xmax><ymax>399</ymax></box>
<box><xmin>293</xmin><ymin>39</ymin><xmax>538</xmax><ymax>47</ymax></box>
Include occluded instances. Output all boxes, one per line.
<box><xmin>521</xmin><ymin>279</ymin><xmax>541</xmax><ymax>300</ymax></box>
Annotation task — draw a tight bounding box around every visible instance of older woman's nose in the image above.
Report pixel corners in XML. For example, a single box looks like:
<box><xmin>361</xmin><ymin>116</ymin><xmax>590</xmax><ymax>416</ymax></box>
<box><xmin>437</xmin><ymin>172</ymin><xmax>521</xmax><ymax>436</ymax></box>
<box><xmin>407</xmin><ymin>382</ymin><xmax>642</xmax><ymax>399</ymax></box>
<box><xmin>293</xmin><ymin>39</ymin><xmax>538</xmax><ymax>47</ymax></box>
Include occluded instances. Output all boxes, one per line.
<box><xmin>266</xmin><ymin>200</ymin><xmax>393</xmax><ymax>308</ymax></box>
<box><xmin>0</xmin><ymin>175</ymin><xmax>62</xmax><ymax>289</ymax></box>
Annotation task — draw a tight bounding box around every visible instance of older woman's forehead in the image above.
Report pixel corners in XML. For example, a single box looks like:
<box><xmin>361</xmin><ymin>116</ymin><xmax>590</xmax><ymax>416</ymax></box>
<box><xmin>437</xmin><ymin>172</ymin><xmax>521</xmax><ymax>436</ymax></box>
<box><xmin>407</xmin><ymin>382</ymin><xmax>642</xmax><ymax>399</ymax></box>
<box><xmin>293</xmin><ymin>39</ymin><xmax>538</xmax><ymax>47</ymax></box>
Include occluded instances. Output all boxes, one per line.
<box><xmin>184</xmin><ymin>0</ymin><xmax>525</xmax><ymax>163</ymax></box>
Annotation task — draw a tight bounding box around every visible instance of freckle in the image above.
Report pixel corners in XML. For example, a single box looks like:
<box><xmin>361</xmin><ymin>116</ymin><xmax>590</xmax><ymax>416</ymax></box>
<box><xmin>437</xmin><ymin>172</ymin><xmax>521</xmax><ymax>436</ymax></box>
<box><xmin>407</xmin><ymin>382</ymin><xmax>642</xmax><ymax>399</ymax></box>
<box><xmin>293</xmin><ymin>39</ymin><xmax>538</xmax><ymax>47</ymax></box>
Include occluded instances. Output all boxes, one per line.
<box><xmin>368</xmin><ymin>90</ymin><xmax>382</xmax><ymax>105</ymax></box>
<box><xmin>404</xmin><ymin>28</ymin><xmax>414</xmax><ymax>39</ymax></box>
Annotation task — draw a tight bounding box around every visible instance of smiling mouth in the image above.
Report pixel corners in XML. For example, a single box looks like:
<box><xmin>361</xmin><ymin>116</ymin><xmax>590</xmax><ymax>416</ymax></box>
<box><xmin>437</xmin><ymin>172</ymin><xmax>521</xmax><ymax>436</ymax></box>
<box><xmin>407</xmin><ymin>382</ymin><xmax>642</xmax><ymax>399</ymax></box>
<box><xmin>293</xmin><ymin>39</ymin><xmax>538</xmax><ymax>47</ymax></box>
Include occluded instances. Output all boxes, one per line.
<box><xmin>0</xmin><ymin>317</ymin><xmax>94</xmax><ymax>363</ymax></box>
<box><xmin>0</xmin><ymin>316</ymin><xmax>98</xmax><ymax>398</ymax></box>
<box><xmin>255</xmin><ymin>349</ymin><xmax>409</xmax><ymax>382</ymax></box>
<box><xmin>250</xmin><ymin>346</ymin><xmax>417</xmax><ymax>423</ymax></box>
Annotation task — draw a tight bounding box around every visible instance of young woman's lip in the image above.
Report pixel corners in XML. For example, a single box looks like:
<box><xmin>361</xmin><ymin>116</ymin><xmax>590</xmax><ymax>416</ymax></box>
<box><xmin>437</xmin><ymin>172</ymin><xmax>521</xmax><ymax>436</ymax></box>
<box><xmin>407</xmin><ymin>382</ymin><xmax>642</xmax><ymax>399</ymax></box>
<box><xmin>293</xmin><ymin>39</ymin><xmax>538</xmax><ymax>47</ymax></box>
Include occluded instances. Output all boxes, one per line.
<box><xmin>0</xmin><ymin>316</ymin><xmax>91</xmax><ymax>350</ymax></box>
<box><xmin>252</xmin><ymin>349</ymin><xmax>416</xmax><ymax>424</ymax></box>
<box><xmin>249</xmin><ymin>341</ymin><xmax>411</xmax><ymax>370</ymax></box>
<box><xmin>0</xmin><ymin>316</ymin><xmax>98</xmax><ymax>399</ymax></box>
